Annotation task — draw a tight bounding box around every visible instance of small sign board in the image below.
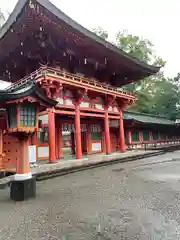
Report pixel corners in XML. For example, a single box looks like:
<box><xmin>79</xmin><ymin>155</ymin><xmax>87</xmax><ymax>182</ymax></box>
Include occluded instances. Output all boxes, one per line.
<box><xmin>28</xmin><ymin>145</ymin><xmax>37</xmax><ymax>165</ymax></box>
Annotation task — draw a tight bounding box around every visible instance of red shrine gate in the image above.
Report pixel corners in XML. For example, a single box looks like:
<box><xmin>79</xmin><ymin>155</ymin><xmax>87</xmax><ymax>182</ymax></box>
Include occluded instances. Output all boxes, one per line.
<box><xmin>0</xmin><ymin>0</ymin><xmax>160</xmax><ymax>172</ymax></box>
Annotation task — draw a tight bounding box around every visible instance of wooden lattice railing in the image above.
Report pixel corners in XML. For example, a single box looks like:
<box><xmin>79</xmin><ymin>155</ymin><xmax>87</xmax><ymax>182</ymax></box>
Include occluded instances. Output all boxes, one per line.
<box><xmin>6</xmin><ymin>66</ymin><xmax>136</xmax><ymax>99</ymax></box>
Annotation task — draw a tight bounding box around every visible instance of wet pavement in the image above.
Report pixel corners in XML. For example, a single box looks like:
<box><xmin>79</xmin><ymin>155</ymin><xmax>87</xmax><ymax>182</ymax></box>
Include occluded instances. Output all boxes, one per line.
<box><xmin>1</xmin><ymin>151</ymin><xmax>180</xmax><ymax>239</ymax></box>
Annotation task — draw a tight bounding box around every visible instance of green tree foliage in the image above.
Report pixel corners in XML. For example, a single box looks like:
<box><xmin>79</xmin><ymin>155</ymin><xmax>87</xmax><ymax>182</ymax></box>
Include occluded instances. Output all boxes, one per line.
<box><xmin>93</xmin><ymin>27</ymin><xmax>180</xmax><ymax>120</ymax></box>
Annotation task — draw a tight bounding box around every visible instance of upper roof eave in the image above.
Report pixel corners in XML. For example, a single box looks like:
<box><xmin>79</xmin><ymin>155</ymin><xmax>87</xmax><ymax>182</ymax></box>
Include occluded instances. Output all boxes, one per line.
<box><xmin>123</xmin><ymin>110</ymin><xmax>175</xmax><ymax>126</ymax></box>
<box><xmin>0</xmin><ymin>81</ymin><xmax>58</xmax><ymax>106</ymax></box>
<box><xmin>0</xmin><ymin>0</ymin><xmax>160</xmax><ymax>75</ymax></box>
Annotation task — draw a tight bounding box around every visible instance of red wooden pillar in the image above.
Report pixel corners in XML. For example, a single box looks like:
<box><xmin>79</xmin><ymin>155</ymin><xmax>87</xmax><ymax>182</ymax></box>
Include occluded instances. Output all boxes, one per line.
<box><xmin>56</xmin><ymin>122</ymin><xmax>63</xmax><ymax>159</ymax></box>
<box><xmin>127</xmin><ymin>130</ymin><xmax>132</xmax><ymax>144</ymax></box>
<box><xmin>149</xmin><ymin>131</ymin><xmax>153</xmax><ymax>141</ymax></box>
<box><xmin>139</xmin><ymin>131</ymin><xmax>143</xmax><ymax>142</ymax></box>
<box><xmin>59</xmin><ymin>123</ymin><xmax>63</xmax><ymax>158</ymax></box>
<box><xmin>104</xmin><ymin>107</ymin><xmax>111</xmax><ymax>154</ymax></box>
<box><xmin>75</xmin><ymin>105</ymin><xmax>82</xmax><ymax>159</ymax></box>
<box><xmin>101</xmin><ymin>131</ymin><xmax>106</xmax><ymax>153</ymax></box>
<box><xmin>71</xmin><ymin>132</ymin><xmax>75</xmax><ymax>155</ymax></box>
<box><xmin>48</xmin><ymin>110</ymin><xmax>56</xmax><ymax>163</ymax></box>
<box><xmin>100</xmin><ymin>122</ymin><xmax>105</xmax><ymax>153</ymax></box>
<box><xmin>0</xmin><ymin>130</ymin><xmax>3</xmax><ymax>170</ymax></box>
<box><xmin>15</xmin><ymin>137</ymin><xmax>32</xmax><ymax>180</ymax></box>
<box><xmin>87</xmin><ymin>123</ymin><xmax>92</xmax><ymax>154</ymax></box>
<box><xmin>55</xmin><ymin>127</ymin><xmax>58</xmax><ymax>158</ymax></box>
<box><xmin>119</xmin><ymin>110</ymin><xmax>125</xmax><ymax>152</ymax></box>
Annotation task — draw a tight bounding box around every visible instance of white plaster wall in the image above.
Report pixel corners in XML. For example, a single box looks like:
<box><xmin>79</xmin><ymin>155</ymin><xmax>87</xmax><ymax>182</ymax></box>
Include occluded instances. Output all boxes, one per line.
<box><xmin>38</xmin><ymin>146</ymin><xmax>49</xmax><ymax>158</ymax></box>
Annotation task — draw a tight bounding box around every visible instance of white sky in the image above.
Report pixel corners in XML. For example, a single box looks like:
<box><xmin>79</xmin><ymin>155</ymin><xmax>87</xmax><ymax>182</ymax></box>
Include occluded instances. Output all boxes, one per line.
<box><xmin>1</xmin><ymin>0</ymin><xmax>179</xmax><ymax>78</ymax></box>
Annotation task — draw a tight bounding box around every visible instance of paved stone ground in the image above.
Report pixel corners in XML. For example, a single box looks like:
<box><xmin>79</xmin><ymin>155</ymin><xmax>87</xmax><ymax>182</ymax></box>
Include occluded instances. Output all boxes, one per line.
<box><xmin>1</xmin><ymin>151</ymin><xmax>180</xmax><ymax>239</ymax></box>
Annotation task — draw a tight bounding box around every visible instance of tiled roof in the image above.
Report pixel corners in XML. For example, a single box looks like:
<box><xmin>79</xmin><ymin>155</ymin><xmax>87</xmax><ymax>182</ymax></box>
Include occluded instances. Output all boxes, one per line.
<box><xmin>123</xmin><ymin>111</ymin><xmax>175</xmax><ymax>125</ymax></box>
<box><xmin>0</xmin><ymin>0</ymin><xmax>160</xmax><ymax>80</ymax></box>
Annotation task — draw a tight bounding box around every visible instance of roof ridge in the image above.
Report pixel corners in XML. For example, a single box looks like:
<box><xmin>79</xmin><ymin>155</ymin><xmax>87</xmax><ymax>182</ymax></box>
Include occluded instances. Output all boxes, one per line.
<box><xmin>124</xmin><ymin>110</ymin><xmax>174</xmax><ymax>121</ymax></box>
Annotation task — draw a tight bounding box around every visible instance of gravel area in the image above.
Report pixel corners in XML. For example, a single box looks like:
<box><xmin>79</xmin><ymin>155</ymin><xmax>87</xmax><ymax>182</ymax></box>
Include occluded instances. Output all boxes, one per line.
<box><xmin>1</xmin><ymin>151</ymin><xmax>180</xmax><ymax>239</ymax></box>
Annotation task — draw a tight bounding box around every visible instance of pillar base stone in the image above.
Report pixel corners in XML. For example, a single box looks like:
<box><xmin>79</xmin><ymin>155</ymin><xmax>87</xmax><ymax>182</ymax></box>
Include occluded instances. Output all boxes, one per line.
<box><xmin>10</xmin><ymin>177</ymin><xmax>36</xmax><ymax>201</ymax></box>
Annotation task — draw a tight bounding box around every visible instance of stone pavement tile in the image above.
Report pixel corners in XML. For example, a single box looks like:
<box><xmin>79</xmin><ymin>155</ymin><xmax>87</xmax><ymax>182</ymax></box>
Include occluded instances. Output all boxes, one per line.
<box><xmin>1</xmin><ymin>154</ymin><xmax>180</xmax><ymax>239</ymax></box>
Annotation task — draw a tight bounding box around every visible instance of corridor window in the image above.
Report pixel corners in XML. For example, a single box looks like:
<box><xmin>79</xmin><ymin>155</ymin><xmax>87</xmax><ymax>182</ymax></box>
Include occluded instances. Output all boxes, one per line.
<box><xmin>131</xmin><ymin>131</ymin><xmax>139</xmax><ymax>142</ymax></box>
<box><xmin>143</xmin><ymin>131</ymin><xmax>149</xmax><ymax>141</ymax></box>
<box><xmin>152</xmin><ymin>132</ymin><xmax>159</xmax><ymax>140</ymax></box>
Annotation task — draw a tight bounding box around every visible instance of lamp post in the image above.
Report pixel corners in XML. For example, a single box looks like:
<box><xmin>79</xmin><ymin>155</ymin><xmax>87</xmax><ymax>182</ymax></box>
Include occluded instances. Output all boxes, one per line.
<box><xmin>6</xmin><ymin>102</ymin><xmax>38</xmax><ymax>201</ymax></box>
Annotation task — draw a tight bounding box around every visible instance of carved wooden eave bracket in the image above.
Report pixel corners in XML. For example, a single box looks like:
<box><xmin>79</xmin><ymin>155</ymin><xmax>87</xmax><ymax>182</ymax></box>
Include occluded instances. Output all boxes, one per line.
<box><xmin>72</xmin><ymin>88</ymin><xmax>88</xmax><ymax>105</ymax></box>
<box><xmin>103</xmin><ymin>95</ymin><xmax>116</xmax><ymax>107</ymax></box>
<box><xmin>38</xmin><ymin>78</ymin><xmax>63</xmax><ymax>99</ymax></box>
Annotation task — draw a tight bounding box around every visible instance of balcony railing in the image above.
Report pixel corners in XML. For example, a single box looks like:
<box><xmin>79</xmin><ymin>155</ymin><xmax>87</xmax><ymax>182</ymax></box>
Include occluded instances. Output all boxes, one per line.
<box><xmin>6</xmin><ymin>66</ymin><xmax>136</xmax><ymax>99</ymax></box>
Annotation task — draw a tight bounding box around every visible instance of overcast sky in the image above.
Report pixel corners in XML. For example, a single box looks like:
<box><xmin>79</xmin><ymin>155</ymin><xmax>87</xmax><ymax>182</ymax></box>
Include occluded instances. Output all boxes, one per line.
<box><xmin>1</xmin><ymin>0</ymin><xmax>179</xmax><ymax>78</ymax></box>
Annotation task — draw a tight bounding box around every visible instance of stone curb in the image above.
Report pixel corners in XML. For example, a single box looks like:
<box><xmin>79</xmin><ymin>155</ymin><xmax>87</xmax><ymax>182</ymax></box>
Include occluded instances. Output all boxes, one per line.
<box><xmin>35</xmin><ymin>144</ymin><xmax>180</xmax><ymax>181</ymax></box>
<box><xmin>35</xmin><ymin>150</ymin><xmax>165</xmax><ymax>181</ymax></box>
<box><xmin>1</xmin><ymin>152</ymin><xmax>162</xmax><ymax>189</ymax></box>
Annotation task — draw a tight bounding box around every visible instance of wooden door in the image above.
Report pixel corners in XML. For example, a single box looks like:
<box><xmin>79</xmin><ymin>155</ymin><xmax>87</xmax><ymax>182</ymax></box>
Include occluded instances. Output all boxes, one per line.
<box><xmin>110</xmin><ymin>129</ymin><xmax>118</xmax><ymax>152</ymax></box>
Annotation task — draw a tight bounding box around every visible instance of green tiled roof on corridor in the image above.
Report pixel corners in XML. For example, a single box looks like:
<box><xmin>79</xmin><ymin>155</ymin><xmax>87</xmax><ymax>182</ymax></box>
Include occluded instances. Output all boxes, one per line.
<box><xmin>123</xmin><ymin>111</ymin><xmax>175</xmax><ymax>125</ymax></box>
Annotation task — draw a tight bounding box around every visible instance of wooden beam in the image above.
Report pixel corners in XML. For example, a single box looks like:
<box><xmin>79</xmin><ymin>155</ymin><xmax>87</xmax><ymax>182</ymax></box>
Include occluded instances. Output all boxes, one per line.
<box><xmin>39</xmin><ymin>111</ymin><xmax>48</xmax><ymax>116</ymax></box>
<box><xmin>80</xmin><ymin>112</ymin><xmax>104</xmax><ymax>118</ymax></box>
<box><xmin>108</xmin><ymin>115</ymin><xmax>120</xmax><ymax>119</ymax></box>
<box><xmin>54</xmin><ymin>109</ymin><xmax>75</xmax><ymax>115</ymax></box>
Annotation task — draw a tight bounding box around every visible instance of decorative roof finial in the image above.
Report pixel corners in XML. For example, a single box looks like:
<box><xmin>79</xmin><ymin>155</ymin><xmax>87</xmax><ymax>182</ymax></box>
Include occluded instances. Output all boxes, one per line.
<box><xmin>29</xmin><ymin>0</ymin><xmax>34</xmax><ymax>9</ymax></box>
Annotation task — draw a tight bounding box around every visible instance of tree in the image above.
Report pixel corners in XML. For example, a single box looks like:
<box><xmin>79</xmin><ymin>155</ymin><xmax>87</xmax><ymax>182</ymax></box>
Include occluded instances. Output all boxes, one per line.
<box><xmin>93</xmin><ymin>27</ymin><xmax>180</xmax><ymax>119</ymax></box>
<box><xmin>116</xmin><ymin>30</ymin><xmax>165</xmax><ymax>67</ymax></box>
